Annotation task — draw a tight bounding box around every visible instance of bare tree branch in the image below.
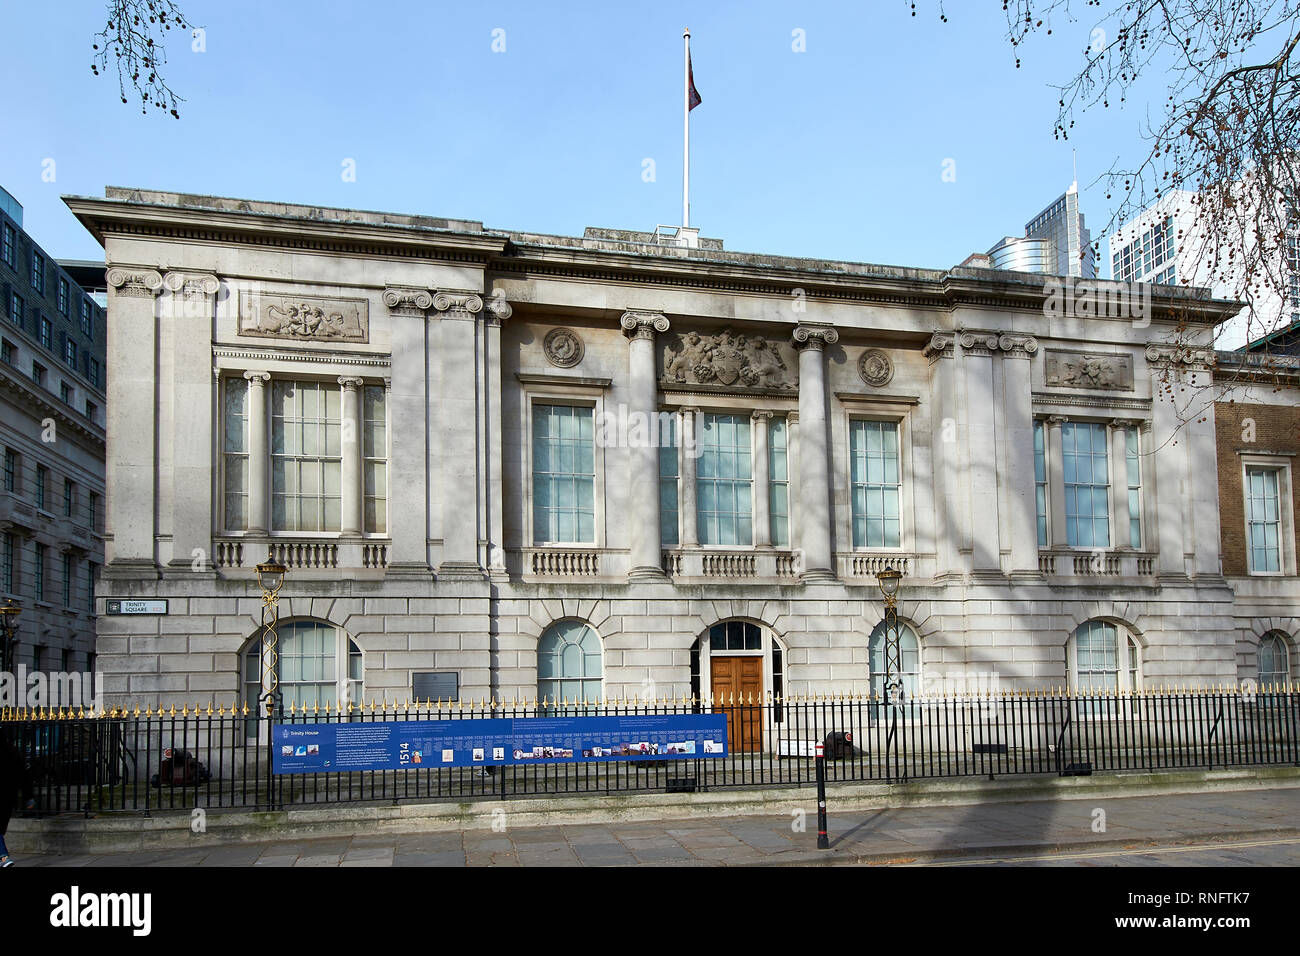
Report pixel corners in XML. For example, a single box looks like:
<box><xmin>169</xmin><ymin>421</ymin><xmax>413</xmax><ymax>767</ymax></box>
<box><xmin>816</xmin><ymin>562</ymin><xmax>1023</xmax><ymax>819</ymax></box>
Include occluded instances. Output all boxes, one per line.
<box><xmin>90</xmin><ymin>0</ymin><xmax>197</xmax><ymax>118</ymax></box>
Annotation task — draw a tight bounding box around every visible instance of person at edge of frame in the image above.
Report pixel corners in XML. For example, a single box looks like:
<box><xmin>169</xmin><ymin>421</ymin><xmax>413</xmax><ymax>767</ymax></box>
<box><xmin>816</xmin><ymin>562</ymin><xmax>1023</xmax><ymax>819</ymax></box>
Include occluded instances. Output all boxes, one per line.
<box><xmin>0</xmin><ymin>730</ymin><xmax>36</xmax><ymax>866</ymax></box>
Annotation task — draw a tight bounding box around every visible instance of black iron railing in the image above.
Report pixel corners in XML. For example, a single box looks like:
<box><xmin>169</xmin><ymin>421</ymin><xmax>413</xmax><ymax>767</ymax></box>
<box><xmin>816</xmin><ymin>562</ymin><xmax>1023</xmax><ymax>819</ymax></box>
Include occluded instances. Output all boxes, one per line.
<box><xmin>1</xmin><ymin>688</ymin><xmax>1297</xmax><ymax>814</ymax></box>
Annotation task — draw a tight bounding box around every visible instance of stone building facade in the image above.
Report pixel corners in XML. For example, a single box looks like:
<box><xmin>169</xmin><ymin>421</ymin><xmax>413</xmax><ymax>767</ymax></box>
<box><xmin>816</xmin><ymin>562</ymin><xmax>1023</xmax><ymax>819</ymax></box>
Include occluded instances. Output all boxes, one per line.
<box><xmin>1</xmin><ymin>186</ymin><xmax>107</xmax><ymax>677</ymax></box>
<box><xmin>64</xmin><ymin>187</ymin><xmax>1297</xmax><ymax>715</ymax></box>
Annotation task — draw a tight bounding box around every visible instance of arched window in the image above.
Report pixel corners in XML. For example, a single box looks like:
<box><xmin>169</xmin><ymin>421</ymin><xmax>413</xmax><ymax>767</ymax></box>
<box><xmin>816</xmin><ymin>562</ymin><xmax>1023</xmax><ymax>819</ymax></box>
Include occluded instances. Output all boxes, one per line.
<box><xmin>1258</xmin><ymin>632</ymin><xmax>1291</xmax><ymax>686</ymax></box>
<box><xmin>537</xmin><ymin>620</ymin><xmax>602</xmax><ymax>705</ymax></box>
<box><xmin>243</xmin><ymin>620</ymin><xmax>362</xmax><ymax>714</ymax></box>
<box><xmin>868</xmin><ymin>620</ymin><xmax>921</xmax><ymax>700</ymax></box>
<box><xmin>1070</xmin><ymin>620</ymin><xmax>1140</xmax><ymax>693</ymax></box>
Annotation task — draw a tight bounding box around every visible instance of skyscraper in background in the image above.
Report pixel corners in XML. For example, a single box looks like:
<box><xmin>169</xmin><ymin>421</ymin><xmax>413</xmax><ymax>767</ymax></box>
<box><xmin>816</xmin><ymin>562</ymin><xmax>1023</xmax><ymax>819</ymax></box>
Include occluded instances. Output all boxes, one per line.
<box><xmin>984</xmin><ymin>183</ymin><xmax>1096</xmax><ymax>278</ymax></box>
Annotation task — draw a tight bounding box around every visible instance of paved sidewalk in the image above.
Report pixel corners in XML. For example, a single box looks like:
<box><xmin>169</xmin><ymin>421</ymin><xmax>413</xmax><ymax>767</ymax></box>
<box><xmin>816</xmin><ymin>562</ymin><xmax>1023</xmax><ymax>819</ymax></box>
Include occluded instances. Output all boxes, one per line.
<box><xmin>13</xmin><ymin>786</ymin><xmax>1300</xmax><ymax>867</ymax></box>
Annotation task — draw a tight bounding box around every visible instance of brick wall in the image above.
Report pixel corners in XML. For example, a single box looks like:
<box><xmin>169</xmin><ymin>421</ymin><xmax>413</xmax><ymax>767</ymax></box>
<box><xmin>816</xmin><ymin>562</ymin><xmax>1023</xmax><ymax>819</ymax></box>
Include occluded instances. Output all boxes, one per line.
<box><xmin>1214</xmin><ymin>402</ymin><xmax>1300</xmax><ymax>575</ymax></box>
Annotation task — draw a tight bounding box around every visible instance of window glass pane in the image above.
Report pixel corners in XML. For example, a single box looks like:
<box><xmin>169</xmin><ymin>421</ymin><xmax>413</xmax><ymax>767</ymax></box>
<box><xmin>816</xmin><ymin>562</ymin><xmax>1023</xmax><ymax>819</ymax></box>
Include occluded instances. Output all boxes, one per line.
<box><xmin>697</xmin><ymin>414</ymin><xmax>753</xmax><ymax>546</ymax></box>
<box><xmin>532</xmin><ymin>405</ymin><xmax>596</xmax><ymax>544</ymax></box>
<box><xmin>850</xmin><ymin>420</ymin><xmax>901</xmax><ymax>548</ymax></box>
<box><xmin>1245</xmin><ymin>468</ymin><xmax>1282</xmax><ymax>572</ymax></box>
<box><xmin>1063</xmin><ymin>423</ymin><xmax>1110</xmax><ymax>547</ymax></box>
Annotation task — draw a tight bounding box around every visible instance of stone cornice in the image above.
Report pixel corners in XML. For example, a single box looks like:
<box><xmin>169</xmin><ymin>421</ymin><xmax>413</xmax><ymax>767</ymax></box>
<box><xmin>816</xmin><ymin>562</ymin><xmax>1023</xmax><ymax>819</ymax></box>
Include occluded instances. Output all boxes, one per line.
<box><xmin>66</xmin><ymin>196</ymin><xmax>507</xmax><ymax>267</ymax></box>
<box><xmin>212</xmin><ymin>344</ymin><xmax>390</xmax><ymax>370</ymax></box>
<box><xmin>1032</xmin><ymin>392</ymin><xmax>1153</xmax><ymax>412</ymax></box>
<box><xmin>0</xmin><ymin>364</ymin><xmax>106</xmax><ymax>451</ymax></box>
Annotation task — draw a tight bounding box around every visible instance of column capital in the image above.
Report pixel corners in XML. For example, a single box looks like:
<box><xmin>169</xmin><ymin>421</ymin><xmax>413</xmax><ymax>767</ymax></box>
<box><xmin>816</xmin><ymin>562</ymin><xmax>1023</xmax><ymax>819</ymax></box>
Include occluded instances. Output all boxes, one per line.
<box><xmin>382</xmin><ymin>287</ymin><xmax>433</xmax><ymax>317</ymax></box>
<box><xmin>1110</xmin><ymin>417</ymin><xmax>1141</xmax><ymax>428</ymax></box>
<box><xmin>431</xmin><ymin>290</ymin><xmax>484</xmax><ymax>317</ymax></box>
<box><xmin>1145</xmin><ymin>343</ymin><xmax>1215</xmax><ymax>369</ymax></box>
<box><xmin>792</xmin><ymin>322</ymin><xmax>838</xmax><ymax>351</ymax></box>
<box><xmin>997</xmin><ymin>332</ymin><xmax>1039</xmax><ymax>359</ymax></box>
<box><xmin>958</xmin><ymin>330</ymin><xmax>1001</xmax><ymax>356</ymax></box>
<box><xmin>1047</xmin><ymin>414</ymin><xmax>1069</xmax><ymax>425</ymax></box>
<box><xmin>106</xmin><ymin>266</ymin><xmax>164</xmax><ymax>298</ymax></box>
<box><xmin>620</xmin><ymin>310</ymin><xmax>670</xmax><ymax>339</ymax></box>
<box><xmin>162</xmin><ymin>271</ymin><xmax>219</xmax><ymax>297</ymax></box>
<box><xmin>751</xmin><ymin>409</ymin><xmax>774</xmax><ymax>423</ymax></box>
<box><xmin>786</xmin><ymin>411</ymin><xmax>799</xmax><ymax>426</ymax></box>
<box><xmin>337</xmin><ymin>376</ymin><xmax>366</xmax><ymax>390</ymax></box>
<box><xmin>243</xmin><ymin>370</ymin><xmax>271</xmax><ymax>385</ymax></box>
<box><xmin>485</xmin><ymin>293</ymin><xmax>513</xmax><ymax>325</ymax></box>
<box><xmin>923</xmin><ymin>331</ymin><xmax>955</xmax><ymax>361</ymax></box>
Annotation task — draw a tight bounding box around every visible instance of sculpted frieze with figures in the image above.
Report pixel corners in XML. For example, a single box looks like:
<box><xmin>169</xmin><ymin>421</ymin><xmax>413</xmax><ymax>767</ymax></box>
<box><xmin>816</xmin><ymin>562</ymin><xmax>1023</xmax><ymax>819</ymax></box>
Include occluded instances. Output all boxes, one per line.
<box><xmin>661</xmin><ymin>329</ymin><xmax>796</xmax><ymax>389</ymax></box>
<box><xmin>238</xmin><ymin>291</ymin><xmax>369</xmax><ymax>343</ymax></box>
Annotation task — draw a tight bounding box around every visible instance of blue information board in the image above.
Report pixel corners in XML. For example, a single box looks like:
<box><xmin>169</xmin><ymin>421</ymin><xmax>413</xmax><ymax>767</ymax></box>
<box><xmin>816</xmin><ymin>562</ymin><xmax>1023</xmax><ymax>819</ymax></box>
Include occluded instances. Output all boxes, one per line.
<box><xmin>272</xmin><ymin>713</ymin><xmax>729</xmax><ymax>774</ymax></box>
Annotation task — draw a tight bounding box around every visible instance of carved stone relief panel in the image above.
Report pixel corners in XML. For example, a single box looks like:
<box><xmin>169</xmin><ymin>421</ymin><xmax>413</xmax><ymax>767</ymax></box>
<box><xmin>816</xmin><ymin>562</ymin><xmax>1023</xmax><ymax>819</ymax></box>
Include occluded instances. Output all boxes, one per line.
<box><xmin>1044</xmin><ymin>350</ymin><xmax>1133</xmax><ymax>390</ymax></box>
<box><xmin>661</xmin><ymin>328</ymin><xmax>796</xmax><ymax>389</ymax></box>
<box><xmin>238</xmin><ymin>291</ymin><xmax>369</xmax><ymax>343</ymax></box>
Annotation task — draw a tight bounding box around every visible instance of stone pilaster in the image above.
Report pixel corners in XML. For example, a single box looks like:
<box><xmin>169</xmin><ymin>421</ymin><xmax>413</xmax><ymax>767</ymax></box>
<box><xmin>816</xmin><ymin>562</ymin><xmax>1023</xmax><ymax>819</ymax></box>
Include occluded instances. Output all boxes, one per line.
<box><xmin>960</xmin><ymin>331</ymin><xmax>1002</xmax><ymax>577</ymax></box>
<box><xmin>485</xmin><ymin>295</ymin><xmax>512</xmax><ymax>580</ymax></box>
<box><xmin>104</xmin><ymin>267</ymin><xmax>163</xmax><ymax>578</ymax></box>
<box><xmin>997</xmin><ymin>333</ymin><xmax>1039</xmax><ymax>578</ymax></box>
<box><xmin>435</xmin><ymin>291</ymin><xmax>486</xmax><ymax>580</ymax></box>
<box><xmin>680</xmin><ymin>406</ymin><xmax>700</xmax><ymax>548</ymax></box>
<box><xmin>792</xmin><ymin>322</ymin><xmax>838</xmax><ymax>582</ymax></box>
<box><xmin>161</xmin><ymin>271</ymin><xmax>219</xmax><ymax>573</ymax></box>
<box><xmin>621</xmin><ymin>310</ymin><xmax>671</xmax><ymax>580</ymax></box>
<box><xmin>382</xmin><ymin>286</ymin><xmax>434</xmax><ymax>577</ymax></box>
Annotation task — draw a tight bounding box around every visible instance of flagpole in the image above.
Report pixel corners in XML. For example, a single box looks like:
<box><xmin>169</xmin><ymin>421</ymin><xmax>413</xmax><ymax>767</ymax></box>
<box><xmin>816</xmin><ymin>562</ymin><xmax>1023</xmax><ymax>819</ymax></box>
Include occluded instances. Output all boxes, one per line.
<box><xmin>683</xmin><ymin>27</ymin><xmax>691</xmax><ymax>229</ymax></box>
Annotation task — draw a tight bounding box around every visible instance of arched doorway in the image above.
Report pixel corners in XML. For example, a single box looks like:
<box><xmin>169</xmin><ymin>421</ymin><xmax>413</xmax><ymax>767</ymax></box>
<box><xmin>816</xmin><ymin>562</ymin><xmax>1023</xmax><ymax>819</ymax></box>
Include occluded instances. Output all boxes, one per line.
<box><xmin>690</xmin><ymin>620</ymin><xmax>785</xmax><ymax>752</ymax></box>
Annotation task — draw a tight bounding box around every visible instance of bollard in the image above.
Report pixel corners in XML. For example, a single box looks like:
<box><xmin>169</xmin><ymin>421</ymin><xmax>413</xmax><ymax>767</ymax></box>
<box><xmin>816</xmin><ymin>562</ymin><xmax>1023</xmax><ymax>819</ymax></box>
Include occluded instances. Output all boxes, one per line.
<box><xmin>815</xmin><ymin>741</ymin><xmax>829</xmax><ymax>849</ymax></box>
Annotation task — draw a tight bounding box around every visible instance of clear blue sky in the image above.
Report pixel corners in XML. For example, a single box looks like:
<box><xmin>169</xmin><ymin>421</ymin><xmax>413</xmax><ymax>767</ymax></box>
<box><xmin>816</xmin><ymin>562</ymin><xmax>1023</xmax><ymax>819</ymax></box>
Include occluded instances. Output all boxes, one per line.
<box><xmin>2</xmin><ymin>1</ymin><xmax>1151</xmax><ymax>273</ymax></box>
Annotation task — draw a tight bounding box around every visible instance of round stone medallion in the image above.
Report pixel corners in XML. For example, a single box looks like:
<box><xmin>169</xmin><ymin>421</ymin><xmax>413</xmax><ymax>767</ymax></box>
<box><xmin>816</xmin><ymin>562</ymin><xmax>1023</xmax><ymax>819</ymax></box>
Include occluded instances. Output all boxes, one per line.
<box><xmin>858</xmin><ymin>348</ymin><xmax>894</xmax><ymax>387</ymax></box>
<box><xmin>543</xmin><ymin>327</ymin><xmax>585</xmax><ymax>368</ymax></box>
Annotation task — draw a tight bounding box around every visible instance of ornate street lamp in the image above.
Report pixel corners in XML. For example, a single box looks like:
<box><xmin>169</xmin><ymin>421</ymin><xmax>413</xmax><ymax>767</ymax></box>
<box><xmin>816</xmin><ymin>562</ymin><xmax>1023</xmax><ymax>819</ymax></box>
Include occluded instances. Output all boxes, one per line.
<box><xmin>876</xmin><ymin>567</ymin><xmax>903</xmax><ymax>706</ymax></box>
<box><xmin>255</xmin><ymin>551</ymin><xmax>288</xmax><ymax>721</ymax></box>
<box><xmin>0</xmin><ymin>599</ymin><xmax>19</xmax><ymax>678</ymax></box>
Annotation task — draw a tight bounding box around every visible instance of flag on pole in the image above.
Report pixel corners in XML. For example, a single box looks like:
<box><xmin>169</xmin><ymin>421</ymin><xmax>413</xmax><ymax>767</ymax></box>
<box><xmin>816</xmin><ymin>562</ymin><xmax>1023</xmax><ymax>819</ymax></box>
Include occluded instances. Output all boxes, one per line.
<box><xmin>687</xmin><ymin>51</ymin><xmax>702</xmax><ymax>111</ymax></box>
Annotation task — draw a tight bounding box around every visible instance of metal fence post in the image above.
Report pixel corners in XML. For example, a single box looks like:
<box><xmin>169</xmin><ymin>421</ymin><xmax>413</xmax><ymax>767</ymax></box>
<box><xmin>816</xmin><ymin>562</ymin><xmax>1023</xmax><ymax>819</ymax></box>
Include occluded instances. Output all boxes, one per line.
<box><xmin>815</xmin><ymin>741</ymin><xmax>829</xmax><ymax>849</ymax></box>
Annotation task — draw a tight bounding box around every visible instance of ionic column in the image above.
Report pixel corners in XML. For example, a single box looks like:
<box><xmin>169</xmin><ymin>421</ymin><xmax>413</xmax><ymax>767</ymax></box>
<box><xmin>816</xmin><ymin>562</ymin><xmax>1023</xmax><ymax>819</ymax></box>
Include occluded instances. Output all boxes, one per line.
<box><xmin>103</xmin><ymin>267</ymin><xmax>163</xmax><ymax>576</ymax></box>
<box><xmin>1047</xmin><ymin>415</ymin><xmax>1068</xmax><ymax>548</ymax></box>
<box><xmin>752</xmin><ymin>410</ymin><xmax>773</xmax><ymax>547</ymax></box>
<box><xmin>680</xmin><ymin>406</ymin><xmax>700</xmax><ymax>547</ymax></box>
<box><xmin>338</xmin><ymin>377</ymin><xmax>365</xmax><ymax>536</ymax></box>
<box><xmin>1110</xmin><ymin>420</ymin><xmax>1133</xmax><ymax>549</ymax></box>
<box><xmin>244</xmin><ymin>371</ymin><xmax>272</xmax><ymax>535</ymax></box>
<box><xmin>621</xmin><ymin>310</ymin><xmax>670</xmax><ymax>580</ymax></box>
<box><xmin>792</xmin><ymin>322</ymin><xmax>839</xmax><ymax>582</ymax></box>
<box><xmin>435</xmin><ymin>290</ymin><xmax>485</xmax><ymax>579</ymax></box>
<box><xmin>382</xmin><ymin>287</ymin><xmax>434</xmax><ymax>575</ymax></box>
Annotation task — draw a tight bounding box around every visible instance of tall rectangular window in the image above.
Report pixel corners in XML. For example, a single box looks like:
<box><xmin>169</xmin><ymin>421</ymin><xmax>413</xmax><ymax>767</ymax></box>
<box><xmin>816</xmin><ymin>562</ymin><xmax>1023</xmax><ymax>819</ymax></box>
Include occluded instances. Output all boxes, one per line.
<box><xmin>1</xmin><ymin>223</ymin><xmax>13</xmax><ymax>267</ymax></box>
<box><xmin>1033</xmin><ymin>420</ymin><xmax>1049</xmax><ymax>547</ymax></box>
<box><xmin>57</xmin><ymin>277</ymin><xmax>68</xmax><ymax>316</ymax></box>
<box><xmin>31</xmin><ymin>253</ymin><xmax>44</xmax><ymax>294</ymax></box>
<box><xmin>31</xmin><ymin>363</ymin><xmax>44</xmax><ymax>387</ymax></box>
<box><xmin>62</xmin><ymin>552</ymin><xmax>73</xmax><ymax>607</ymax></box>
<box><xmin>89</xmin><ymin>491</ymin><xmax>100</xmax><ymax>532</ymax></box>
<box><xmin>223</xmin><ymin>378</ymin><xmax>249</xmax><ymax>530</ymax></box>
<box><xmin>697</xmin><ymin>413</ymin><xmax>752</xmax><ymax>546</ymax></box>
<box><xmin>271</xmin><ymin>380</ymin><xmax>341</xmax><ymax>532</ymax></box>
<box><xmin>60</xmin><ymin>382</ymin><xmax>71</xmax><ymax>405</ymax></box>
<box><xmin>40</xmin><ymin>316</ymin><xmax>51</xmax><ymax>349</ymax></box>
<box><xmin>2</xmin><ymin>532</ymin><xmax>13</xmax><ymax>593</ymax></box>
<box><xmin>769</xmin><ymin>417</ymin><xmax>789</xmax><ymax>547</ymax></box>
<box><xmin>33</xmin><ymin>542</ymin><xmax>45</xmax><ymax>602</ymax></box>
<box><xmin>0</xmin><ymin>340</ymin><xmax>11</xmax><ymax>365</ymax></box>
<box><xmin>9</xmin><ymin>292</ymin><xmax>23</xmax><ymax>329</ymax></box>
<box><xmin>63</xmin><ymin>337</ymin><xmax>76</xmax><ymax>368</ymax></box>
<box><xmin>89</xmin><ymin>357</ymin><xmax>100</xmax><ymax>388</ymax></box>
<box><xmin>87</xmin><ymin>561</ymin><xmax>97</xmax><ymax>613</ymax></box>
<box><xmin>659</xmin><ymin>413</ymin><xmax>679</xmax><ymax>547</ymax></box>
<box><xmin>1062</xmin><ymin>422</ymin><xmax>1110</xmax><ymax>547</ymax></box>
<box><xmin>532</xmin><ymin>404</ymin><xmax>595</xmax><ymax>544</ymax></box>
<box><xmin>362</xmin><ymin>385</ymin><xmax>387</xmax><ymax>534</ymax></box>
<box><xmin>81</xmin><ymin>300</ymin><xmax>93</xmax><ymax>336</ymax></box>
<box><xmin>63</xmin><ymin>478</ymin><xmax>74</xmax><ymax>517</ymax></box>
<box><xmin>850</xmin><ymin>420</ymin><xmax>901</xmax><ymax>548</ymax></box>
<box><xmin>1246</xmin><ymin>468</ymin><xmax>1282</xmax><ymax>573</ymax></box>
<box><xmin>35</xmin><ymin>464</ymin><xmax>47</xmax><ymax>511</ymax></box>
<box><xmin>3</xmin><ymin>449</ymin><xmax>15</xmax><ymax>492</ymax></box>
<box><xmin>1125</xmin><ymin>426</ymin><xmax>1142</xmax><ymax>548</ymax></box>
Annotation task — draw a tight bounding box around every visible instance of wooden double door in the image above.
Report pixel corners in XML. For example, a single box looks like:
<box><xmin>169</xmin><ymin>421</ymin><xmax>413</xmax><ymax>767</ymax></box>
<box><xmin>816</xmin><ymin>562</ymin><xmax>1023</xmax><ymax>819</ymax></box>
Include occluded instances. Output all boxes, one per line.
<box><xmin>710</xmin><ymin>656</ymin><xmax>763</xmax><ymax>753</ymax></box>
